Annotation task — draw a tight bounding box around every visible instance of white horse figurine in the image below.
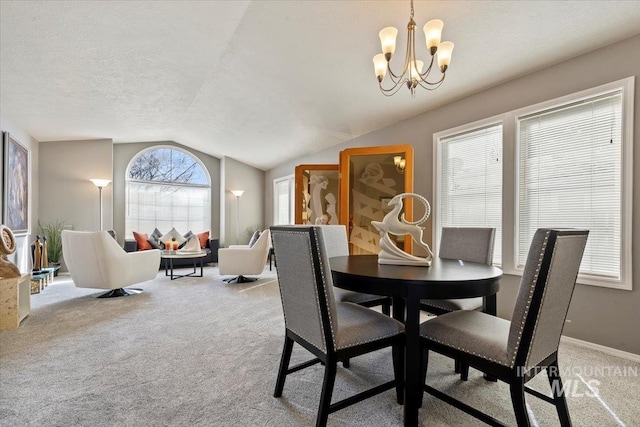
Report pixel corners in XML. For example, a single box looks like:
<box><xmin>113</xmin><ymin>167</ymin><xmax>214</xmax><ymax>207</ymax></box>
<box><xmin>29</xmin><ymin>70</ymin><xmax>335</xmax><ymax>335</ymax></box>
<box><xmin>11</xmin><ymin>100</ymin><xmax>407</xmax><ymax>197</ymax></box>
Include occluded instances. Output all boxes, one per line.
<box><xmin>371</xmin><ymin>193</ymin><xmax>434</xmax><ymax>266</ymax></box>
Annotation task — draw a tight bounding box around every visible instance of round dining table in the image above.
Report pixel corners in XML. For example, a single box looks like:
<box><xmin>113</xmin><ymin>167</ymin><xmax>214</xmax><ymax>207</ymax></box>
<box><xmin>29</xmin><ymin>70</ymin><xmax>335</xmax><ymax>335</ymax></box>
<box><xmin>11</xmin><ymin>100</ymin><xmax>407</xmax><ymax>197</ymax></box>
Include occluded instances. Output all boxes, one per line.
<box><xmin>330</xmin><ymin>255</ymin><xmax>503</xmax><ymax>427</ymax></box>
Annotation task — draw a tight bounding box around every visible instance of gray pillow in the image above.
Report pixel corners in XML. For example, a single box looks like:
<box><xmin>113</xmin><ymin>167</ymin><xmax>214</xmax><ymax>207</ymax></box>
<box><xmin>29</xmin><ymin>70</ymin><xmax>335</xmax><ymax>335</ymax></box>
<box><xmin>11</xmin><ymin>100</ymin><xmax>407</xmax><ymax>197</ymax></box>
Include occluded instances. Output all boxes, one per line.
<box><xmin>248</xmin><ymin>231</ymin><xmax>261</xmax><ymax>248</ymax></box>
<box><xmin>148</xmin><ymin>234</ymin><xmax>163</xmax><ymax>250</ymax></box>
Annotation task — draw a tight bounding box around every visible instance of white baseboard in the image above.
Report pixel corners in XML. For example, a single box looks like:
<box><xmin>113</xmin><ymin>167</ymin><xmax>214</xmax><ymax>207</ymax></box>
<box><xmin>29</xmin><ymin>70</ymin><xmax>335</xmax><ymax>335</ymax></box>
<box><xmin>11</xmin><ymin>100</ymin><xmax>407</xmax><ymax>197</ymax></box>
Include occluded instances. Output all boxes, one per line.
<box><xmin>561</xmin><ymin>336</ymin><xmax>640</xmax><ymax>363</ymax></box>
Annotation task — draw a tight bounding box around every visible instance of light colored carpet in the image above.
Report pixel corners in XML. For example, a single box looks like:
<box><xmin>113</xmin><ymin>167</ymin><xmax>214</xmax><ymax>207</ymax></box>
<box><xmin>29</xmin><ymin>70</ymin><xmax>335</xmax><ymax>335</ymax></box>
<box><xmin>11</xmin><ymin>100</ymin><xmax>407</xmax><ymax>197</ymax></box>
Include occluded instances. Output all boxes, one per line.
<box><xmin>1</xmin><ymin>265</ymin><xmax>638</xmax><ymax>426</ymax></box>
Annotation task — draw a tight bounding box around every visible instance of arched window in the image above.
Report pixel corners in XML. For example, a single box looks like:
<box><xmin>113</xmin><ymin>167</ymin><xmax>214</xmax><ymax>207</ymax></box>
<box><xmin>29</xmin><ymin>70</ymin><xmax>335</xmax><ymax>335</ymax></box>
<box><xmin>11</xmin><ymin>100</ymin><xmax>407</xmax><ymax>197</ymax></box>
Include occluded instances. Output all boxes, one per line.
<box><xmin>126</xmin><ymin>146</ymin><xmax>211</xmax><ymax>237</ymax></box>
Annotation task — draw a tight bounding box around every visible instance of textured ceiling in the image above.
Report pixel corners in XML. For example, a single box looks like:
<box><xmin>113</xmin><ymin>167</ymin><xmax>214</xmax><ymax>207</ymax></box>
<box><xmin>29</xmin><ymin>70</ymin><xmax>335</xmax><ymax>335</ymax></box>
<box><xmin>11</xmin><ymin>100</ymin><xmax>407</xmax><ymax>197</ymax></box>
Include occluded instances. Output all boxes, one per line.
<box><xmin>2</xmin><ymin>1</ymin><xmax>640</xmax><ymax>170</ymax></box>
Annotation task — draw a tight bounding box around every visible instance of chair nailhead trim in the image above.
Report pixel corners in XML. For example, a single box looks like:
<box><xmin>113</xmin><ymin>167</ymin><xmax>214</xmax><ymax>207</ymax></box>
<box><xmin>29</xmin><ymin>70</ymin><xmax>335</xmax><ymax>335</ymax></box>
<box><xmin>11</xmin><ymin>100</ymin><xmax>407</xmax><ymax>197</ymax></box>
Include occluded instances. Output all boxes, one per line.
<box><xmin>425</xmin><ymin>335</ymin><xmax>509</xmax><ymax>366</ymax></box>
<box><xmin>312</xmin><ymin>228</ymin><xmax>337</xmax><ymax>348</ymax></box>
<box><xmin>336</xmin><ymin>331</ymin><xmax>401</xmax><ymax>350</ymax></box>
<box><xmin>509</xmin><ymin>230</ymin><xmax>550</xmax><ymax>368</ymax></box>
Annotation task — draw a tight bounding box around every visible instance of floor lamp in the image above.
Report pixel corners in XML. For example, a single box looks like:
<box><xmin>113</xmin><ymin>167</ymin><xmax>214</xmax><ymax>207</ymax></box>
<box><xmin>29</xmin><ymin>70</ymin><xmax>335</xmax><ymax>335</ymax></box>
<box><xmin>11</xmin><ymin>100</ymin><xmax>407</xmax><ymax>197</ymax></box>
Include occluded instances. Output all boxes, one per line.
<box><xmin>231</xmin><ymin>190</ymin><xmax>244</xmax><ymax>244</ymax></box>
<box><xmin>90</xmin><ymin>179</ymin><xmax>111</xmax><ymax>230</ymax></box>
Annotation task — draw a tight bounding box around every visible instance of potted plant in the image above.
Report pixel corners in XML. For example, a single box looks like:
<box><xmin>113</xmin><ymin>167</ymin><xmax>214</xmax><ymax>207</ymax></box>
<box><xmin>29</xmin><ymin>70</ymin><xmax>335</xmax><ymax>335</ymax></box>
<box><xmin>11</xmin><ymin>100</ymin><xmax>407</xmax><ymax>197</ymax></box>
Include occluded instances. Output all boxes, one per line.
<box><xmin>38</xmin><ymin>220</ymin><xmax>69</xmax><ymax>275</ymax></box>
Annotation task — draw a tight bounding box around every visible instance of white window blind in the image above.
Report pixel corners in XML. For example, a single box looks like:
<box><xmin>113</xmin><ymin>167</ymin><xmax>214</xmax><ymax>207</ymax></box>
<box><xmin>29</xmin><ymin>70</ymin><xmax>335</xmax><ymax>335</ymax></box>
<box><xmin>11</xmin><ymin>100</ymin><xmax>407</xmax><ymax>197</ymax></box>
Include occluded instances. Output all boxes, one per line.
<box><xmin>517</xmin><ymin>91</ymin><xmax>622</xmax><ymax>280</ymax></box>
<box><xmin>437</xmin><ymin>124</ymin><xmax>502</xmax><ymax>264</ymax></box>
<box><xmin>126</xmin><ymin>182</ymin><xmax>210</xmax><ymax>235</ymax></box>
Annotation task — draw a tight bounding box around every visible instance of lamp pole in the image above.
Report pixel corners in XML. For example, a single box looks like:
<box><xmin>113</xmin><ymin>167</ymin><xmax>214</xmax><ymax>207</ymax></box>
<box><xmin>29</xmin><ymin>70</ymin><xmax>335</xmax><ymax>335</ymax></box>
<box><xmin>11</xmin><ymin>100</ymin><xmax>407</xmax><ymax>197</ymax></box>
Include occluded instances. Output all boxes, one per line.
<box><xmin>231</xmin><ymin>190</ymin><xmax>245</xmax><ymax>244</ymax></box>
<box><xmin>90</xmin><ymin>179</ymin><xmax>112</xmax><ymax>230</ymax></box>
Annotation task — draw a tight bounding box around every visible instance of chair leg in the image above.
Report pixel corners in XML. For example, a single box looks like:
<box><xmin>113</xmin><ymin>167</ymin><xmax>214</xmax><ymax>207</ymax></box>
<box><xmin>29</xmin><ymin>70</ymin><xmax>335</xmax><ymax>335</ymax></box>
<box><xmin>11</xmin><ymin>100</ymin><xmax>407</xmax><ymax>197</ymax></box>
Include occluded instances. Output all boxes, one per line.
<box><xmin>382</xmin><ymin>300</ymin><xmax>391</xmax><ymax>316</ymax></box>
<box><xmin>274</xmin><ymin>336</ymin><xmax>294</xmax><ymax>397</ymax></box>
<box><xmin>393</xmin><ymin>342</ymin><xmax>404</xmax><ymax>405</ymax></box>
<box><xmin>454</xmin><ymin>359</ymin><xmax>461</xmax><ymax>373</ymax></box>
<box><xmin>420</xmin><ymin>347</ymin><xmax>429</xmax><ymax>407</ymax></box>
<box><xmin>509</xmin><ymin>379</ymin><xmax>531</xmax><ymax>427</ymax></box>
<box><xmin>547</xmin><ymin>360</ymin><xmax>572</xmax><ymax>427</ymax></box>
<box><xmin>342</xmin><ymin>359</ymin><xmax>350</xmax><ymax>368</ymax></box>
<box><xmin>316</xmin><ymin>357</ymin><xmax>337</xmax><ymax>427</ymax></box>
<box><xmin>460</xmin><ymin>363</ymin><xmax>469</xmax><ymax>381</ymax></box>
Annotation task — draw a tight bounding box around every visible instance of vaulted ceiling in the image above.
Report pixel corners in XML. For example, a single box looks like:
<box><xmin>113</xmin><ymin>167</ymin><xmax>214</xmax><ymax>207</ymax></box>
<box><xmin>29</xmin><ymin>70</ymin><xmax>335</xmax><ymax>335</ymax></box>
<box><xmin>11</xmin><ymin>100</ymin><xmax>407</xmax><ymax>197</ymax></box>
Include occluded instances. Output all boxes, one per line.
<box><xmin>2</xmin><ymin>1</ymin><xmax>640</xmax><ymax>170</ymax></box>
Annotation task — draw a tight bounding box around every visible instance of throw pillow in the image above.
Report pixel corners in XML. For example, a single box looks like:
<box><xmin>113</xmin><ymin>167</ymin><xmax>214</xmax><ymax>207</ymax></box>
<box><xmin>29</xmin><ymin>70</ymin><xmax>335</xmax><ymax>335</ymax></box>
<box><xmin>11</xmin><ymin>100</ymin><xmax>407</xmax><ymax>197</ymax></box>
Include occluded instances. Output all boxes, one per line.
<box><xmin>148</xmin><ymin>234</ymin><xmax>163</xmax><ymax>250</ymax></box>
<box><xmin>197</xmin><ymin>231</ymin><xmax>210</xmax><ymax>249</ymax></box>
<box><xmin>133</xmin><ymin>231</ymin><xmax>153</xmax><ymax>251</ymax></box>
<box><xmin>151</xmin><ymin>228</ymin><xmax>163</xmax><ymax>240</ymax></box>
<box><xmin>248</xmin><ymin>230</ymin><xmax>261</xmax><ymax>248</ymax></box>
<box><xmin>160</xmin><ymin>227</ymin><xmax>187</xmax><ymax>247</ymax></box>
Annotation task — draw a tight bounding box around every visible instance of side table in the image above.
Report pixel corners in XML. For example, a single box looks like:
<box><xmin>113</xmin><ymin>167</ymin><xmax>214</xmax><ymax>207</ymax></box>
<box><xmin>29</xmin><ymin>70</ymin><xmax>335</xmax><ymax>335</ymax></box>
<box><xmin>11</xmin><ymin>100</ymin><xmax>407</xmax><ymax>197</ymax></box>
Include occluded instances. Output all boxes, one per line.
<box><xmin>0</xmin><ymin>274</ymin><xmax>30</xmax><ymax>330</ymax></box>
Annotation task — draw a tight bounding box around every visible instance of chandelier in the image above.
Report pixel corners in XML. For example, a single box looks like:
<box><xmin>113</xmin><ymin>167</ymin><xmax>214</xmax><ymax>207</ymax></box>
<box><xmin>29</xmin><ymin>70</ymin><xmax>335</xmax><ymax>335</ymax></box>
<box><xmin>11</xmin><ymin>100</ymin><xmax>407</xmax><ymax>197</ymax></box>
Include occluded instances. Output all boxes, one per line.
<box><xmin>373</xmin><ymin>0</ymin><xmax>454</xmax><ymax>97</ymax></box>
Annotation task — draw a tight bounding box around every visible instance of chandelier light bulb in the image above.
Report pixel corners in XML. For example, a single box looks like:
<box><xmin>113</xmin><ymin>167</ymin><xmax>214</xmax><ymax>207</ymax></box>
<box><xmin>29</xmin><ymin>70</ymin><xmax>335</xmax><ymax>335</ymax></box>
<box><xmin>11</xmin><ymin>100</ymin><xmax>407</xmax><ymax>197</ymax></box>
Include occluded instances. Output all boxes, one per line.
<box><xmin>379</xmin><ymin>27</ymin><xmax>398</xmax><ymax>60</ymax></box>
<box><xmin>373</xmin><ymin>54</ymin><xmax>388</xmax><ymax>81</ymax></box>
<box><xmin>423</xmin><ymin>19</ymin><xmax>444</xmax><ymax>54</ymax></box>
<box><xmin>437</xmin><ymin>41</ymin><xmax>454</xmax><ymax>73</ymax></box>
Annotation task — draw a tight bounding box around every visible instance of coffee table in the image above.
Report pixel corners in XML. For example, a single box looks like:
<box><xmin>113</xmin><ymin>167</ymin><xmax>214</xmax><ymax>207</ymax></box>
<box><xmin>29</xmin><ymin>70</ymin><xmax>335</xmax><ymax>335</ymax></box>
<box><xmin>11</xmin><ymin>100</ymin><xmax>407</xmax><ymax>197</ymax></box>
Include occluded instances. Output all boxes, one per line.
<box><xmin>161</xmin><ymin>251</ymin><xmax>207</xmax><ymax>280</ymax></box>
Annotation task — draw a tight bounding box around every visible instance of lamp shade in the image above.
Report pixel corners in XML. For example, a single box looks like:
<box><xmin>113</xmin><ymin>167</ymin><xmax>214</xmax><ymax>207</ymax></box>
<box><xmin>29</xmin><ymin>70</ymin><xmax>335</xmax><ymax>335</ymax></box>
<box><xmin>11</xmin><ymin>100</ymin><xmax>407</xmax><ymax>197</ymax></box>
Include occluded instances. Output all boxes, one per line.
<box><xmin>437</xmin><ymin>41</ymin><xmax>454</xmax><ymax>72</ymax></box>
<box><xmin>90</xmin><ymin>179</ymin><xmax>111</xmax><ymax>188</ymax></box>
<box><xmin>373</xmin><ymin>54</ymin><xmax>388</xmax><ymax>81</ymax></box>
<box><xmin>231</xmin><ymin>190</ymin><xmax>245</xmax><ymax>197</ymax></box>
<box><xmin>379</xmin><ymin>27</ymin><xmax>398</xmax><ymax>57</ymax></box>
<box><xmin>423</xmin><ymin>19</ymin><xmax>444</xmax><ymax>51</ymax></box>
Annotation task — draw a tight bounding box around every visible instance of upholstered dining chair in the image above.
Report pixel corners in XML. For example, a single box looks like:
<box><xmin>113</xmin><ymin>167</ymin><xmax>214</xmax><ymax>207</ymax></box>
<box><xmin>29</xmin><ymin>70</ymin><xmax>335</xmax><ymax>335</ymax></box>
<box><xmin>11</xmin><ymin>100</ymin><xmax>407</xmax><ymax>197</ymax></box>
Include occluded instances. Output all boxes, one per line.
<box><xmin>420</xmin><ymin>228</ymin><xmax>588</xmax><ymax>427</ymax></box>
<box><xmin>420</xmin><ymin>227</ymin><xmax>496</xmax><ymax>379</ymax></box>
<box><xmin>318</xmin><ymin>225</ymin><xmax>392</xmax><ymax>315</ymax></box>
<box><xmin>62</xmin><ymin>230</ymin><xmax>160</xmax><ymax>298</ymax></box>
<box><xmin>218</xmin><ymin>229</ymin><xmax>271</xmax><ymax>283</ymax></box>
<box><xmin>420</xmin><ymin>227</ymin><xmax>496</xmax><ymax>315</ymax></box>
<box><xmin>270</xmin><ymin>226</ymin><xmax>405</xmax><ymax>427</ymax></box>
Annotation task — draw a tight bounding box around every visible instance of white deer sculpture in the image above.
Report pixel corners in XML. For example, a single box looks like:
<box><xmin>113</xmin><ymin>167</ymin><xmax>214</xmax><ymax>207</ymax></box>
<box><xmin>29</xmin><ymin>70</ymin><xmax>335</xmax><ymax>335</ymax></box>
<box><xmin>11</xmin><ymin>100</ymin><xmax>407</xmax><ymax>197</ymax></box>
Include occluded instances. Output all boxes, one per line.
<box><xmin>371</xmin><ymin>193</ymin><xmax>434</xmax><ymax>266</ymax></box>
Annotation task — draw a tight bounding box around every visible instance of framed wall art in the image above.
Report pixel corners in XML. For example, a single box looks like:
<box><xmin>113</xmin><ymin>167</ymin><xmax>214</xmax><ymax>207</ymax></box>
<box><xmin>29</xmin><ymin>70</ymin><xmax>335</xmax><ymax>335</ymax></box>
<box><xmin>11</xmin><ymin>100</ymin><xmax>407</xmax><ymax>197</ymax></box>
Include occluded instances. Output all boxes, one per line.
<box><xmin>294</xmin><ymin>164</ymin><xmax>339</xmax><ymax>225</ymax></box>
<box><xmin>3</xmin><ymin>132</ymin><xmax>30</xmax><ymax>234</ymax></box>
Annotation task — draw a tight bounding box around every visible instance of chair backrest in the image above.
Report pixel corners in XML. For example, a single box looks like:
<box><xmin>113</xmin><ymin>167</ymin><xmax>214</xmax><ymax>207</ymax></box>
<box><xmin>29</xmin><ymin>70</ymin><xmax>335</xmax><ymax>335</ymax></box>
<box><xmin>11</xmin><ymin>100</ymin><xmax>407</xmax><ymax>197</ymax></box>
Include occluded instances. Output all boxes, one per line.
<box><xmin>439</xmin><ymin>227</ymin><xmax>495</xmax><ymax>265</ymax></box>
<box><xmin>252</xmin><ymin>229</ymin><xmax>271</xmax><ymax>252</ymax></box>
<box><xmin>62</xmin><ymin>230</ymin><xmax>127</xmax><ymax>287</ymax></box>
<box><xmin>317</xmin><ymin>225</ymin><xmax>349</xmax><ymax>258</ymax></box>
<box><xmin>507</xmin><ymin>229</ymin><xmax>588</xmax><ymax>370</ymax></box>
<box><xmin>270</xmin><ymin>226</ymin><xmax>338</xmax><ymax>355</ymax></box>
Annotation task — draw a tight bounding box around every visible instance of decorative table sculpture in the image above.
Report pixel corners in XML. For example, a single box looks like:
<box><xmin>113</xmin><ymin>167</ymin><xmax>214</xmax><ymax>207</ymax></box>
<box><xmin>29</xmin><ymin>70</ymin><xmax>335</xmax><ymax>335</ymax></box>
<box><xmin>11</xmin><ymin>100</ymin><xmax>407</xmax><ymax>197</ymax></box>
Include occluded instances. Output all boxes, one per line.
<box><xmin>371</xmin><ymin>193</ymin><xmax>434</xmax><ymax>266</ymax></box>
<box><xmin>0</xmin><ymin>225</ymin><xmax>21</xmax><ymax>278</ymax></box>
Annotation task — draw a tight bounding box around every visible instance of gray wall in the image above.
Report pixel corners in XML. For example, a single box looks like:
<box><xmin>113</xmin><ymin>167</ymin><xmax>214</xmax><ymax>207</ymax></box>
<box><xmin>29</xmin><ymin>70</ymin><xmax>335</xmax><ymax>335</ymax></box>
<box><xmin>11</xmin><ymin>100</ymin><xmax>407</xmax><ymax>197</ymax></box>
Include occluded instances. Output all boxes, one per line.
<box><xmin>221</xmin><ymin>157</ymin><xmax>265</xmax><ymax>247</ymax></box>
<box><xmin>0</xmin><ymin>115</ymin><xmax>39</xmax><ymax>273</ymax></box>
<box><xmin>264</xmin><ymin>34</ymin><xmax>640</xmax><ymax>355</ymax></box>
<box><xmin>39</xmin><ymin>139</ymin><xmax>113</xmax><ymax>232</ymax></box>
<box><xmin>113</xmin><ymin>141</ymin><xmax>221</xmax><ymax>243</ymax></box>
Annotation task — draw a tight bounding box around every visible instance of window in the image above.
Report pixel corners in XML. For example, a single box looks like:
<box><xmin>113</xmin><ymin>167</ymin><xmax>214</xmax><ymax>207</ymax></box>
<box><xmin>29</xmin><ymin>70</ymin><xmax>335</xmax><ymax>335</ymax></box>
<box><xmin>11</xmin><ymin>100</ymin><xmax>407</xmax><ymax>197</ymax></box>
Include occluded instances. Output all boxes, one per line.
<box><xmin>273</xmin><ymin>175</ymin><xmax>294</xmax><ymax>225</ymax></box>
<box><xmin>433</xmin><ymin>77</ymin><xmax>634</xmax><ymax>290</ymax></box>
<box><xmin>516</xmin><ymin>81</ymin><xmax>632</xmax><ymax>288</ymax></box>
<box><xmin>126</xmin><ymin>147</ymin><xmax>211</xmax><ymax>237</ymax></box>
<box><xmin>435</xmin><ymin>121</ymin><xmax>503</xmax><ymax>264</ymax></box>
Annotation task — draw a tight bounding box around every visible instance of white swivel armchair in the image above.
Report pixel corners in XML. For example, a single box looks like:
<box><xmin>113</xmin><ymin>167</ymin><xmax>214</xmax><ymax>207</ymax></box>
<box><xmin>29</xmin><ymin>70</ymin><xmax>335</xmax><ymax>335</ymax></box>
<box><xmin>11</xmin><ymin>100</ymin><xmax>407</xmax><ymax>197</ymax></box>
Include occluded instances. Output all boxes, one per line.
<box><xmin>62</xmin><ymin>230</ymin><xmax>160</xmax><ymax>298</ymax></box>
<box><xmin>218</xmin><ymin>229</ymin><xmax>271</xmax><ymax>284</ymax></box>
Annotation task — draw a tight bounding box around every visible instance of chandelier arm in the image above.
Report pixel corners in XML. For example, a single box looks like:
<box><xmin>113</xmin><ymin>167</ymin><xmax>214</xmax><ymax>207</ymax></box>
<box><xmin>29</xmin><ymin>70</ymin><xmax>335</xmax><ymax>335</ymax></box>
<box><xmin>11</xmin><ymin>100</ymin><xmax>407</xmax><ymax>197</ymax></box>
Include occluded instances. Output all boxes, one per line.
<box><xmin>379</xmin><ymin>80</ymin><xmax>410</xmax><ymax>97</ymax></box>
<box><xmin>386</xmin><ymin>24</ymin><xmax>412</xmax><ymax>81</ymax></box>
<box><xmin>415</xmin><ymin>75</ymin><xmax>446</xmax><ymax>90</ymax></box>
<box><xmin>418</xmin><ymin>55</ymin><xmax>435</xmax><ymax>80</ymax></box>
